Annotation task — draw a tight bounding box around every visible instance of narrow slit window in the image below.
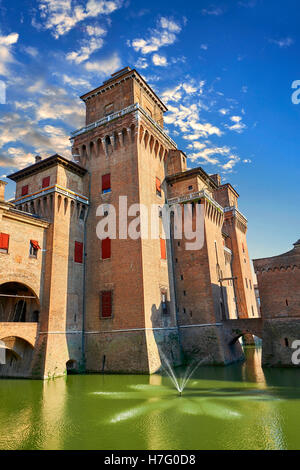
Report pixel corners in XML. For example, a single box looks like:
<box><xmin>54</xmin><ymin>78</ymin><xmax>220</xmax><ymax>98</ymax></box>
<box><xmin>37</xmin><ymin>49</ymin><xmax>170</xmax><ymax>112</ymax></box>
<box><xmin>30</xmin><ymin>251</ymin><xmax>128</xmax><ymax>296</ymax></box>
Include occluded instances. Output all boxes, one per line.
<box><xmin>101</xmin><ymin>291</ymin><xmax>112</xmax><ymax>318</ymax></box>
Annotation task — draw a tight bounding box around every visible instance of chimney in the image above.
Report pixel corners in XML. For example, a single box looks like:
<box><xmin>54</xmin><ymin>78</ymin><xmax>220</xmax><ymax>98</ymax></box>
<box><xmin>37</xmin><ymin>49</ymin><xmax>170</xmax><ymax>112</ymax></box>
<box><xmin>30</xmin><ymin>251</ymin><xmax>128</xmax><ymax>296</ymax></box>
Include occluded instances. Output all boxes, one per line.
<box><xmin>210</xmin><ymin>173</ymin><xmax>221</xmax><ymax>187</ymax></box>
<box><xmin>0</xmin><ymin>180</ymin><xmax>7</xmax><ymax>201</ymax></box>
<box><xmin>35</xmin><ymin>155</ymin><xmax>42</xmax><ymax>163</ymax></box>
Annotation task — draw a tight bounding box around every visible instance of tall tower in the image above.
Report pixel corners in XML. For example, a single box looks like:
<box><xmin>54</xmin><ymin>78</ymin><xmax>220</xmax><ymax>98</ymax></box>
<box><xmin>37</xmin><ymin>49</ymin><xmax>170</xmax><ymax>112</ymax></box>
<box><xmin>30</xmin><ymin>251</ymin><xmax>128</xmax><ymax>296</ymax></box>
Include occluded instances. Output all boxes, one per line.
<box><xmin>71</xmin><ymin>67</ymin><xmax>181</xmax><ymax>373</ymax></box>
<box><xmin>8</xmin><ymin>155</ymin><xmax>88</xmax><ymax>378</ymax></box>
<box><xmin>213</xmin><ymin>183</ymin><xmax>258</xmax><ymax>319</ymax></box>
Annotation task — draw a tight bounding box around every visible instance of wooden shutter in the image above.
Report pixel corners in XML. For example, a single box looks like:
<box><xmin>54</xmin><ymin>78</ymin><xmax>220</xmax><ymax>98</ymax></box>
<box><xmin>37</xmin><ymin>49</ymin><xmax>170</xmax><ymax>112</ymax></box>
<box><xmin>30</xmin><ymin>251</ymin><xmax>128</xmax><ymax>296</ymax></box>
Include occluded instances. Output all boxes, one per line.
<box><xmin>102</xmin><ymin>291</ymin><xmax>112</xmax><ymax>318</ymax></box>
<box><xmin>160</xmin><ymin>238</ymin><xmax>166</xmax><ymax>260</ymax></box>
<box><xmin>74</xmin><ymin>241</ymin><xmax>83</xmax><ymax>263</ymax></box>
<box><xmin>102</xmin><ymin>238</ymin><xmax>111</xmax><ymax>259</ymax></box>
<box><xmin>21</xmin><ymin>185</ymin><xmax>29</xmax><ymax>196</ymax></box>
<box><xmin>0</xmin><ymin>233</ymin><xmax>9</xmax><ymax>250</ymax></box>
<box><xmin>102</xmin><ymin>174</ymin><xmax>111</xmax><ymax>192</ymax></box>
<box><xmin>30</xmin><ymin>240</ymin><xmax>41</xmax><ymax>250</ymax></box>
<box><xmin>42</xmin><ymin>176</ymin><xmax>50</xmax><ymax>188</ymax></box>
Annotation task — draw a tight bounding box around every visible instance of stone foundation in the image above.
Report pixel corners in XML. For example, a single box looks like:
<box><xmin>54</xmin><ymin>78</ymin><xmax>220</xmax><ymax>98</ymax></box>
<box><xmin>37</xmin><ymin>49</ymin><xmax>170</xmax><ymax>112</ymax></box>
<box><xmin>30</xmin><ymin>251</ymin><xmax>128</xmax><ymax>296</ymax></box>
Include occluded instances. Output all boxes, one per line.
<box><xmin>262</xmin><ymin>319</ymin><xmax>300</xmax><ymax>367</ymax></box>
<box><xmin>179</xmin><ymin>324</ymin><xmax>244</xmax><ymax>366</ymax></box>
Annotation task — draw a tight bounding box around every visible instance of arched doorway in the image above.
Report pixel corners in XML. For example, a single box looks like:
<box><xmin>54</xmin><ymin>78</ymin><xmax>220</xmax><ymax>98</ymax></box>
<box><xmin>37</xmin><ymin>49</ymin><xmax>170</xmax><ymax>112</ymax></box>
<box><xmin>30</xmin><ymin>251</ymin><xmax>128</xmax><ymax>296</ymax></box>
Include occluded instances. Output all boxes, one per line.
<box><xmin>66</xmin><ymin>359</ymin><xmax>78</xmax><ymax>375</ymax></box>
<box><xmin>0</xmin><ymin>336</ymin><xmax>34</xmax><ymax>378</ymax></box>
<box><xmin>0</xmin><ymin>282</ymin><xmax>40</xmax><ymax>323</ymax></box>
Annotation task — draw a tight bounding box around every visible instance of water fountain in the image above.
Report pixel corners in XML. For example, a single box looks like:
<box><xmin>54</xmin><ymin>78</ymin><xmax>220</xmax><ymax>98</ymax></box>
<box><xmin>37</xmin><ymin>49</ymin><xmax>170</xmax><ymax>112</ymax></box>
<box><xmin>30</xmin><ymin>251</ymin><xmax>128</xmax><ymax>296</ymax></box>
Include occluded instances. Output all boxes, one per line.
<box><xmin>159</xmin><ymin>351</ymin><xmax>207</xmax><ymax>396</ymax></box>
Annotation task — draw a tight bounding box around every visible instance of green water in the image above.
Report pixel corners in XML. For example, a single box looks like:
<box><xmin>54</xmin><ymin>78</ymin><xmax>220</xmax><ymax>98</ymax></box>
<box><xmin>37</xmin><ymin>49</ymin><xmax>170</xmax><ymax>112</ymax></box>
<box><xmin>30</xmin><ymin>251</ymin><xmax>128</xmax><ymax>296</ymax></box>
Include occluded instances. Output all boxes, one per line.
<box><xmin>1</xmin><ymin>347</ymin><xmax>300</xmax><ymax>450</ymax></box>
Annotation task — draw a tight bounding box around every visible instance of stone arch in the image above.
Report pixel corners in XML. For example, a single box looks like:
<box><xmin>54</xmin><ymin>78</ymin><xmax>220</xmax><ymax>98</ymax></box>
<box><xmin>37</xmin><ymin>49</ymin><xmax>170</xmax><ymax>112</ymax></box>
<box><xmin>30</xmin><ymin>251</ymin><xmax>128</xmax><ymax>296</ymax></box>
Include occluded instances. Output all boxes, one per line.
<box><xmin>0</xmin><ymin>281</ymin><xmax>40</xmax><ymax>324</ymax></box>
<box><xmin>139</xmin><ymin>125</ymin><xmax>144</xmax><ymax>143</ymax></box>
<box><xmin>89</xmin><ymin>141</ymin><xmax>95</xmax><ymax>159</ymax></box>
<box><xmin>149</xmin><ymin>135</ymin><xmax>154</xmax><ymax>153</ymax></box>
<box><xmin>97</xmin><ymin>138</ymin><xmax>103</xmax><ymax>157</ymax></box>
<box><xmin>144</xmin><ymin>130</ymin><xmax>149</xmax><ymax>148</ymax></box>
<box><xmin>122</xmin><ymin>128</ymin><xmax>128</xmax><ymax>146</ymax></box>
<box><xmin>66</xmin><ymin>359</ymin><xmax>78</xmax><ymax>374</ymax></box>
<box><xmin>0</xmin><ymin>336</ymin><xmax>35</xmax><ymax>378</ymax></box>
<box><xmin>130</xmin><ymin>124</ymin><xmax>135</xmax><ymax>143</ymax></box>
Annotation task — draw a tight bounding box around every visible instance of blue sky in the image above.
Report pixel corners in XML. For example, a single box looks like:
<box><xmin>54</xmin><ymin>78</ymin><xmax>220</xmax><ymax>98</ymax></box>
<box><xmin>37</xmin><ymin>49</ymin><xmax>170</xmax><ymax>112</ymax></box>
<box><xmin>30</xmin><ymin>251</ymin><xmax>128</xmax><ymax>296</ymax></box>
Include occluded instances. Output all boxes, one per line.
<box><xmin>0</xmin><ymin>0</ymin><xmax>299</xmax><ymax>260</ymax></box>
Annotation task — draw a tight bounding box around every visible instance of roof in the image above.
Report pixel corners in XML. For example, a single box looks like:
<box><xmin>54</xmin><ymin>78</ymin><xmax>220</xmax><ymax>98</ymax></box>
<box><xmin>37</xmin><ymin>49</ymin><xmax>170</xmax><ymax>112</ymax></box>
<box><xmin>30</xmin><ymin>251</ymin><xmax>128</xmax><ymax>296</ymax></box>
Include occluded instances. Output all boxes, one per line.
<box><xmin>80</xmin><ymin>67</ymin><xmax>168</xmax><ymax>113</ymax></box>
<box><xmin>218</xmin><ymin>183</ymin><xmax>240</xmax><ymax>198</ymax></box>
<box><xmin>166</xmin><ymin>166</ymin><xmax>218</xmax><ymax>190</ymax></box>
<box><xmin>7</xmin><ymin>154</ymin><xmax>87</xmax><ymax>182</ymax></box>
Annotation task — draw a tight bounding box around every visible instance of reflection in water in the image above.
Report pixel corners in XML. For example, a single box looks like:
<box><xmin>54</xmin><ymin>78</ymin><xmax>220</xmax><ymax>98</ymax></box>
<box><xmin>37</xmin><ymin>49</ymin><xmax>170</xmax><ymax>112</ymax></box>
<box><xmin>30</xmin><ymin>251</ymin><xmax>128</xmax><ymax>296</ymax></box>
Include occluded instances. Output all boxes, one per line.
<box><xmin>0</xmin><ymin>347</ymin><xmax>300</xmax><ymax>450</ymax></box>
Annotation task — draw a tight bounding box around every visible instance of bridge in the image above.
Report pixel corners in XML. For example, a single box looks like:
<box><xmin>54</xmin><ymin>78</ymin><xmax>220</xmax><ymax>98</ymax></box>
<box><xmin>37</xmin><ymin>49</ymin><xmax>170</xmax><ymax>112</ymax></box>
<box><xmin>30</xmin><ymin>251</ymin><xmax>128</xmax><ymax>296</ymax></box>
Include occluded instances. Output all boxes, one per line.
<box><xmin>223</xmin><ymin>318</ymin><xmax>263</xmax><ymax>344</ymax></box>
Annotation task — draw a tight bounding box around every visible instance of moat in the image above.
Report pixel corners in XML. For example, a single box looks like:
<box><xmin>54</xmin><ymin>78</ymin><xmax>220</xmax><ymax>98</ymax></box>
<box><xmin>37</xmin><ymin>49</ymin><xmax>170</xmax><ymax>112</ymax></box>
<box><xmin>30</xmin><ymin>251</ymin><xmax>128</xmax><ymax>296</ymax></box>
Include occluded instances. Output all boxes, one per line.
<box><xmin>1</xmin><ymin>347</ymin><xmax>300</xmax><ymax>450</ymax></box>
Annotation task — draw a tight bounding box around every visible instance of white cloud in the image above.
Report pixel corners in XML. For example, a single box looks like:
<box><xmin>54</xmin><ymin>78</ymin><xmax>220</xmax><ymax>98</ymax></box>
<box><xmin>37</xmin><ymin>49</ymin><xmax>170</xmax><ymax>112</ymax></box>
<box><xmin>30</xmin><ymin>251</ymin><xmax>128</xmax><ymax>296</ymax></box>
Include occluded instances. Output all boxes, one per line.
<box><xmin>0</xmin><ymin>32</ymin><xmax>19</xmax><ymax>75</ymax></box>
<box><xmin>66</xmin><ymin>24</ymin><xmax>107</xmax><ymax>64</ymax></box>
<box><xmin>130</xmin><ymin>16</ymin><xmax>182</xmax><ymax>54</ymax></box>
<box><xmin>219</xmin><ymin>108</ymin><xmax>229</xmax><ymax>115</ymax></box>
<box><xmin>152</xmin><ymin>53</ymin><xmax>168</xmax><ymax>66</ymax></box>
<box><xmin>62</xmin><ymin>74</ymin><xmax>91</xmax><ymax>88</ymax></box>
<box><xmin>269</xmin><ymin>37</ymin><xmax>294</xmax><ymax>48</ymax></box>
<box><xmin>200</xmin><ymin>44</ymin><xmax>208</xmax><ymax>50</ymax></box>
<box><xmin>36</xmin><ymin>0</ymin><xmax>122</xmax><ymax>38</ymax></box>
<box><xmin>23</xmin><ymin>46</ymin><xmax>39</xmax><ymax>57</ymax></box>
<box><xmin>226</xmin><ymin>115</ymin><xmax>247</xmax><ymax>133</ymax></box>
<box><xmin>201</xmin><ymin>7</ymin><xmax>223</xmax><ymax>16</ymax></box>
<box><xmin>135</xmin><ymin>57</ymin><xmax>148</xmax><ymax>69</ymax></box>
<box><xmin>85</xmin><ymin>52</ymin><xmax>121</xmax><ymax>75</ymax></box>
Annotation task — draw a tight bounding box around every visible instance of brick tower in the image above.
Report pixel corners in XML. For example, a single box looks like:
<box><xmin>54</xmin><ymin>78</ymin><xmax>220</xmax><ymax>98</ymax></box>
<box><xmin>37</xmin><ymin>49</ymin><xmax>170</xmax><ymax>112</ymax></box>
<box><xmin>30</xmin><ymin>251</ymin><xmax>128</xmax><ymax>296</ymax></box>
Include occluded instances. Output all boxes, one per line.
<box><xmin>8</xmin><ymin>155</ymin><xmax>88</xmax><ymax>378</ymax></box>
<box><xmin>71</xmin><ymin>67</ymin><xmax>181</xmax><ymax>373</ymax></box>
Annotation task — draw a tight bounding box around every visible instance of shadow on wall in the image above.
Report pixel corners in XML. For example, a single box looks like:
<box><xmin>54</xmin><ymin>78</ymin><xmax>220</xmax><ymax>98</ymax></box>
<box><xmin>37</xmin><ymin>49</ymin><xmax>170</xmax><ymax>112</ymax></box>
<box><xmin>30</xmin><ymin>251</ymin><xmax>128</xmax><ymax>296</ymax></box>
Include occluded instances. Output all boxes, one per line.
<box><xmin>0</xmin><ymin>336</ymin><xmax>35</xmax><ymax>378</ymax></box>
<box><xmin>150</xmin><ymin>302</ymin><xmax>182</xmax><ymax>374</ymax></box>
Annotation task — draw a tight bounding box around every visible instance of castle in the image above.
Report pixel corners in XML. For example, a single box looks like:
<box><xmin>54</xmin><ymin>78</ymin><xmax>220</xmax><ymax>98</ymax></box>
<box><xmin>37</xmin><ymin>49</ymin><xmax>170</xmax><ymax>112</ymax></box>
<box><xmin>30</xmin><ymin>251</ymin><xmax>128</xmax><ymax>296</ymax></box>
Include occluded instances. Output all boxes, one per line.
<box><xmin>0</xmin><ymin>67</ymin><xmax>260</xmax><ymax>379</ymax></box>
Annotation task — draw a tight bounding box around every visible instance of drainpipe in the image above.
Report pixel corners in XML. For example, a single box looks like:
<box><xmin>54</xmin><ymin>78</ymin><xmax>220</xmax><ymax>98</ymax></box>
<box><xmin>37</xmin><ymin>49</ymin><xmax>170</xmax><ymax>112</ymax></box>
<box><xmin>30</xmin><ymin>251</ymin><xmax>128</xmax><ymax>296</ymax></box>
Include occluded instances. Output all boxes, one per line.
<box><xmin>81</xmin><ymin>169</ymin><xmax>91</xmax><ymax>371</ymax></box>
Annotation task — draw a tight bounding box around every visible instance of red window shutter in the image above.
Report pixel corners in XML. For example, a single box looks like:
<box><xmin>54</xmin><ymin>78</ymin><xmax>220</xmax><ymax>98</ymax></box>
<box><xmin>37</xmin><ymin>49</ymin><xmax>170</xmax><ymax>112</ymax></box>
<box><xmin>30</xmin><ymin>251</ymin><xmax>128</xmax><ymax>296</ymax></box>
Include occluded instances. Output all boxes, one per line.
<box><xmin>102</xmin><ymin>174</ymin><xmax>111</xmax><ymax>192</ymax></box>
<box><xmin>160</xmin><ymin>238</ymin><xmax>166</xmax><ymax>260</ymax></box>
<box><xmin>42</xmin><ymin>176</ymin><xmax>50</xmax><ymax>188</ymax></box>
<box><xmin>156</xmin><ymin>177</ymin><xmax>161</xmax><ymax>193</ymax></box>
<box><xmin>22</xmin><ymin>185</ymin><xmax>29</xmax><ymax>196</ymax></box>
<box><xmin>102</xmin><ymin>291</ymin><xmax>112</xmax><ymax>318</ymax></box>
<box><xmin>102</xmin><ymin>238</ymin><xmax>111</xmax><ymax>259</ymax></box>
<box><xmin>74</xmin><ymin>241</ymin><xmax>83</xmax><ymax>263</ymax></box>
<box><xmin>0</xmin><ymin>233</ymin><xmax>9</xmax><ymax>250</ymax></box>
<box><xmin>30</xmin><ymin>240</ymin><xmax>41</xmax><ymax>250</ymax></box>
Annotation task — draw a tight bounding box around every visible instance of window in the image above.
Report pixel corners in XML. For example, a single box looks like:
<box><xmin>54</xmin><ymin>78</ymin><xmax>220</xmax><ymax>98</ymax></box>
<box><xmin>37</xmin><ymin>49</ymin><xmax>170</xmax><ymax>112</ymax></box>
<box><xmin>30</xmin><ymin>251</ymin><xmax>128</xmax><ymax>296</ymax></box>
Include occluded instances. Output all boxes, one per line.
<box><xmin>102</xmin><ymin>174</ymin><xmax>111</xmax><ymax>193</ymax></box>
<box><xmin>245</xmin><ymin>278</ymin><xmax>248</xmax><ymax>288</ymax></box>
<box><xmin>161</xmin><ymin>290</ymin><xmax>168</xmax><ymax>315</ymax></box>
<box><xmin>104</xmin><ymin>103</ymin><xmax>114</xmax><ymax>116</ymax></box>
<box><xmin>156</xmin><ymin>177</ymin><xmax>161</xmax><ymax>197</ymax></box>
<box><xmin>160</xmin><ymin>238</ymin><xmax>166</xmax><ymax>260</ymax></box>
<box><xmin>286</xmin><ymin>299</ymin><xmax>289</xmax><ymax>306</ymax></box>
<box><xmin>42</xmin><ymin>176</ymin><xmax>50</xmax><ymax>188</ymax></box>
<box><xmin>30</xmin><ymin>240</ymin><xmax>40</xmax><ymax>258</ymax></box>
<box><xmin>101</xmin><ymin>238</ymin><xmax>111</xmax><ymax>259</ymax></box>
<box><xmin>183</xmin><ymin>290</ymin><xmax>186</xmax><ymax>296</ymax></box>
<box><xmin>146</xmin><ymin>107</ymin><xmax>153</xmax><ymax>117</ymax></box>
<box><xmin>74</xmin><ymin>241</ymin><xmax>83</xmax><ymax>263</ymax></box>
<box><xmin>188</xmin><ymin>185</ymin><xmax>193</xmax><ymax>190</ymax></box>
<box><xmin>0</xmin><ymin>233</ymin><xmax>9</xmax><ymax>253</ymax></box>
<box><xmin>21</xmin><ymin>185</ymin><xmax>29</xmax><ymax>196</ymax></box>
<box><xmin>101</xmin><ymin>291</ymin><xmax>112</xmax><ymax>318</ymax></box>
<box><xmin>180</xmin><ymin>275</ymin><xmax>184</xmax><ymax>280</ymax></box>
<box><xmin>284</xmin><ymin>337</ymin><xmax>289</xmax><ymax>348</ymax></box>
<box><xmin>242</xmin><ymin>243</ymin><xmax>245</xmax><ymax>253</ymax></box>
<box><xmin>251</xmin><ymin>306</ymin><xmax>255</xmax><ymax>316</ymax></box>
<box><xmin>249</xmin><ymin>279</ymin><xmax>252</xmax><ymax>289</ymax></box>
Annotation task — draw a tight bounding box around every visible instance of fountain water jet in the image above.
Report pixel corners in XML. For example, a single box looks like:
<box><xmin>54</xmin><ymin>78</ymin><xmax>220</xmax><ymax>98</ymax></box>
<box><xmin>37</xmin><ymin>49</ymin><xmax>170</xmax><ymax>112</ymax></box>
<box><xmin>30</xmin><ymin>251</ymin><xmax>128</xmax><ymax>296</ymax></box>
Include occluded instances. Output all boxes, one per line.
<box><xmin>159</xmin><ymin>351</ymin><xmax>207</xmax><ymax>396</ymax></box>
